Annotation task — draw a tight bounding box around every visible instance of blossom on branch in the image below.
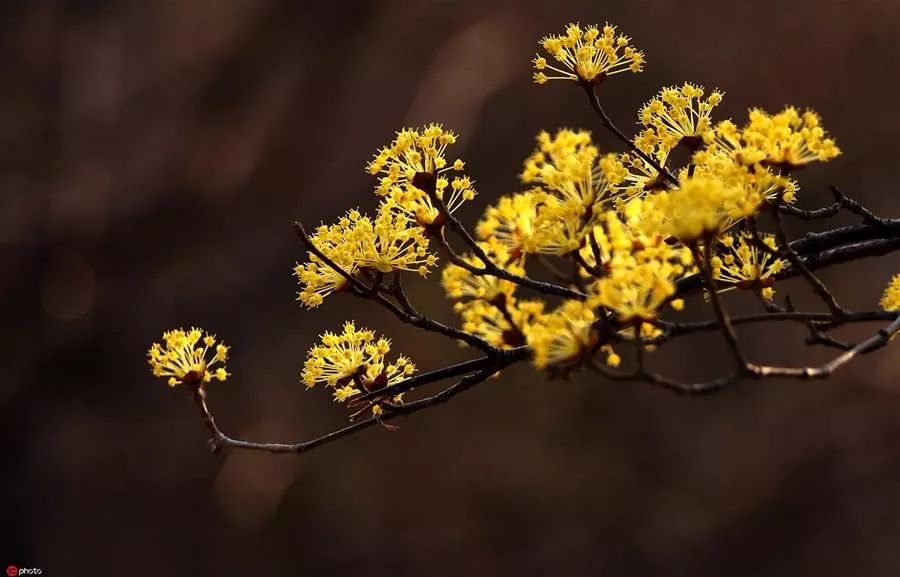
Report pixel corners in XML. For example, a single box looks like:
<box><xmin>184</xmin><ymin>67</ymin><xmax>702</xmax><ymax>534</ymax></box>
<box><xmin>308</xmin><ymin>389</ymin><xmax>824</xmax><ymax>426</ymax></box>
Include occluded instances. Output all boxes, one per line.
<box><xmin>147</xmin><ymin>328</ymin><xmax>229</xmax><ymax>388</ymax></box>
<box><xmin>533</xmin><ymin>22</ymin><xmax>644</xmax><ymax>85</ymax></box>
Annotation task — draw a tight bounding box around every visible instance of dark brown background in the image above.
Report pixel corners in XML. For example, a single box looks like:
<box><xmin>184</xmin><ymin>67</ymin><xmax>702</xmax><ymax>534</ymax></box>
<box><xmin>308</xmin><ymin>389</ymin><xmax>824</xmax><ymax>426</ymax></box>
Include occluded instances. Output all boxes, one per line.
<box><xmin>3</xmin><ymin>0</ymin><xmax>900</xmax><ymax>575</ymax></box>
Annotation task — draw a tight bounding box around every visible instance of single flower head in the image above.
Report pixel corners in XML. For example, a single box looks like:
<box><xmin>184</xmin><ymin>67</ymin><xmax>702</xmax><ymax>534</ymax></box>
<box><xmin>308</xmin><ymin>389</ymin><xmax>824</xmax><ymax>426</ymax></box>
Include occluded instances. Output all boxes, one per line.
<box><xmin>148</xmin><ymin>327</ymin><xmax>229</xmax><ymax>388</ymax></box>
<box><xmin>295</xmin><ymin>207</ymin><xmax>438</xmax><ymax>309</ymax></box>
<box><xmin>366</xmin><ymin>124</ymin><xmax>475</xmax><ymax>227</ymax></box>
<box><xmin>710</xmin><ymin>107</ymin><xmax>841</xmax><ymax>171</ymax></box>
<box><xmin>476</xmin><ymin>191</ymin><xmax>556</xmax><ymax>257</ymax></box>
<box><xmin>525</xmin><ymin>300</ymin><xmax>598</xmax><ymax>370</ymax></box>
<box><xmin>638</xmin><ymin>174</ymin><xmax>763</xmax><ymax>242</ymax></box>
<box><xmin>711</xmin><ymin>232</ymin><xmax>785</xmax><ymax>300</ymax></box>
<box><xmin>301</xmin><ymin>322</ymin><xmax>415</xmax><ymax>403</ymax></box>
<box><xmin>533</xmin><ymin>22</ymin><xmax>644</xmax><ymax>85</ymax></box>
<box><xmin>640</xmin><ymin>83</ymin><xmax>724</xmax><ymax>150</ymax></box>
<box><xmin>454</xmin><ymin>298</ymin><xmax>545</xmax><ymax>349</ymax></box>
<box><xmin>357</xmin><ymin>202</ymin><xmax>438</xmax><ymax>276</ymax></box>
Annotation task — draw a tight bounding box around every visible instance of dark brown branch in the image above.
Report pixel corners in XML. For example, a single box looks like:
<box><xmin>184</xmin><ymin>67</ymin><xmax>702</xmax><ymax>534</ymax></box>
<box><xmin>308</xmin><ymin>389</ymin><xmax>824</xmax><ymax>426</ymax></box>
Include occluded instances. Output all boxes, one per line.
<box><xmin>675</xmin><ymin>223</ymin><xmax>900</xmax><ymax>296</ymax></box>
<box><xmin>769</xmin><ymin>201</ymin><xmax>847</xmax><ymax>316</ymax></box>
<box><xmin>691</xmin><ymin>241</ymin><xmax>749</xmax><ymax>370</ymax></box>
<box><xmin>189</xmin><ymin>367</ymin><xmax>499</xmax><ymax>455</ymax></box>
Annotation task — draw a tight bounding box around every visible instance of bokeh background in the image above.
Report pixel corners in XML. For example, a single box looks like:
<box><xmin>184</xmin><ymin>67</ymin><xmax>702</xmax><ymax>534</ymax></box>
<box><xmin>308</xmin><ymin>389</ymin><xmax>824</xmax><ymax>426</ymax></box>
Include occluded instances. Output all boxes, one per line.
<box><xmin>4</xmin><ymin>0</ymin><xmax>900</xmax><ymax>575</ymax></box>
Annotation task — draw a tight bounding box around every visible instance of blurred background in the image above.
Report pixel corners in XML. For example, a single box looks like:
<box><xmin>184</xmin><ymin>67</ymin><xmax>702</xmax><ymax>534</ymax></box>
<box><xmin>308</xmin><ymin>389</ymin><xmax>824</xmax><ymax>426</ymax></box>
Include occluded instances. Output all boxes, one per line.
<box><xmin>3</xmin><ymin>0</ymin><xmax>900</xmax><ymax>575</ymax></box>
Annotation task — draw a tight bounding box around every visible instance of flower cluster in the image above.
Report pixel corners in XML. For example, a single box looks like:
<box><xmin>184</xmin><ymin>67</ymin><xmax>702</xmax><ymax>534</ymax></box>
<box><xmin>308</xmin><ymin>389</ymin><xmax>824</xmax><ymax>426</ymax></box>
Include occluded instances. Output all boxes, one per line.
<box><xmin>708</xmin><ymin>107</ymin><xmax>841</xmax><ymax>170</ymax></box>
<box><xmin>302</xmin><ymin>321</ymin><xmax>415</xmax><ymax>413</ymax></box>
<box><xmin>148</xmin><ymin>328</ymin><xmax>229</xmax><ymax>388</ymax></box>
<box><xmin>711</xmin><ymin>232</ymin><xmax>785</xmax><ymax>300</ymax></box>
<box><xmin>639</xmin><ymin>83</ymin><xmax>724</xmax><ymax>150</ymax></box>
<box><xmin>585</xmin><ymin>213</ymin><xmax>692</xmax><ymax>322</ymax></box>
<box><xmin>637</xmin><ymin>175</ymin><xmax>761</xmax><ymax>242</ymax></box>
<box><xmin>295</xmin><ymin>205</ymin><xmax>436</xmax><ymax>308</ymax></box>
<box><xmin>367</xmin><ymin>123</ymin><xmax>476</xmax><ymax>226</ymax></box>
<box><xmin>533</xmin><ymin>22</ymin><xmax>644</xmax><ymax>84</ymax></box>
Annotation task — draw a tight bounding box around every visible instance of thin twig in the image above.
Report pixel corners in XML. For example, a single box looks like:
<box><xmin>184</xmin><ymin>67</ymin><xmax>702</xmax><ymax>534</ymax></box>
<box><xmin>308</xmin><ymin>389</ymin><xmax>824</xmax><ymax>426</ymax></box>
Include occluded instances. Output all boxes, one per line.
<box><xmin>691</xmin><ymin>241</ymin><xmax>749</xmax><ymax>370</ymax></box>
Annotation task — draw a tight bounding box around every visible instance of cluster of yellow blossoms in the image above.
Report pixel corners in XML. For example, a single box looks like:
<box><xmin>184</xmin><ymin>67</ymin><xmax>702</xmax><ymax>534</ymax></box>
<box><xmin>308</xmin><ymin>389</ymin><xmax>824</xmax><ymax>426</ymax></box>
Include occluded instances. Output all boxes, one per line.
<box><xmin>294</xmin><ymin>205</ymin><xmax>437</xmax><ymax>308</ymax></box>
<box><xmin>640</xmin><ymin>83</ymin><xmax>724</xmax><ymax>149</ymax></box>
<box><xmin>711</xmin><ymin>233</ymin><xmax>785</xmax><ymax>301</ymax></box>
<box><xmin>301</xmin><ymin>321</ymin><xmax>414</xmax><ymax>412</ymax></box>
<box><xmin>707</xmin><ymin>107</ymin><xmax>841</xmax><ymax>169</ymax></box>
<box><xmin>533</xmin><ymin>22</ymin><xmax>644</xmax><ymax>84</ymax></box>
<box><xmin>150</xmin><ymin>21</ymin><xmax>900</xmax><ymax>423</ymax></box>
<box><xmin>147</xmin><ymin>328</ymin><xmax>229</xmax><ymax>388</ymax></box>
<box><xmin>367</xmin><ymin>124</ymin><xmax>475</xmax><ymax>227</ymax></box>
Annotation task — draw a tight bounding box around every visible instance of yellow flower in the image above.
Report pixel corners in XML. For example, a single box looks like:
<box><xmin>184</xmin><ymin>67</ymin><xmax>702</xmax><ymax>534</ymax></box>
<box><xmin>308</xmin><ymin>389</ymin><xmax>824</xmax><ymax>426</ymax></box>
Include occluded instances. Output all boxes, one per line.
<box><xmin>295</xmin><ymin>206</ymin><xmax>437</xmax><ymax>308</ymax></box>
<box><xmin>709</xmin><ymin>107</ymin><xmax>840</xmax><ymax>170</ymax></box>
<box><xmin>357</xmin><ymin>202</ymin><xmax>438</xmax><ymax>275</ymax></box>
<box><xmin>441</xmin><ymin>241</ymin><xmax>523</xmax><ymax>301</ymax></box>
<box><xmin>147</xmin><ymin>327</ymin><xmax>229</xmax><ymax>388</ymax></box>
<box><xmin>294</xmin><ymin>210</ymin><xmax>367</xmax><ymax>308</ymax></box>
<box><xmin>476</xmin><ymin>191</ymin><xmax>558</xmax><ymax>257</ymax></box>
<box><xmin>638</xmin><ymin>175</ymin><xmax>763</xmax><ymax>242</ymax></box>
<box><xmin>689</xmin><ymin>149</ymin><xmax>798</xmax><ymax>206</ymax></box>
<box><xmin>639</xmin><ymin>83</ymin><xmax>723</xmax><ymax>150</ymax></box>
<box><xmin>454</xmin><ymin>298</ymin><xmax>545</xmax><ymax>349</ymax></box>
<box><xmin>705</xmin><ymin>119</ymin><xmax>768</xmax><ymax>166</ymax></box>
<box><xmin>533</xmin><ymin>22</ymin><xmax>644</xmax><ymax>85</ymax></box>
<box><xmin>880</xmin><ymin>274</ymin><xmax>900</xmax><ymax>311</ymax></box>
<box><xmin>367</xmin><ymin>124</ymin><xmax>475</xmax><ymax>227</ymax></box>
<box><xmin>521</xmin><ymin>129</ymin><xmax>626</xmax><ymax>211</ymax></box>
<box><xmin>526</xmin><ymin>300</ymin><xmax>598</xmax><ymax>369</ymax></box>
<box><xmin>301</xmin><ymin>322</ymin><xmax>415</xmax><ymax>402</ymax></box>
<box><xmin>588</xmin><ymin>261</ymin><xmax>686</xmax><ymax>324</ymax></box>
<box><xmin>711</xmin><ymin>232</ymin><xmax>785</xmax><ymax>300</ymax></box>
<box><xmin>579</xmin><ymin>211</ymin><xmax>693</xmax><ymax>277</ymax></box>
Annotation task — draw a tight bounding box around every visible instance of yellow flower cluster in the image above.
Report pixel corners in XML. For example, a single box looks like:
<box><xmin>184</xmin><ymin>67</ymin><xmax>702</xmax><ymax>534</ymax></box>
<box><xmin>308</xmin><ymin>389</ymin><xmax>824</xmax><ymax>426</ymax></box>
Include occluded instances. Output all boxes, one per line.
<box><xmin>301</xmin><ymin>321</ymin><xmax>415</xmax><ymax>408</ymax></box>
<box><xmin>708</xmin><ymin>107</ymin><xmax>841</xmax><ymax>169</ymax></box>
<box><xmin>147</xmin><ymin>328</ymin><xmax>229</xmax><ymax>388</ymax></box>
<box><xmin>521</xmin><ymin>129</ymin><xmax>625</xmax><ymax>210</ymax></box>
<box><xmin>474</xmin><ymin>191</ymin><xmax>545</xmax><ymax>257</ymax></box>
<box><xmin>367</xmin><ymin>123</ymin><xmax>476</xmax><ymax>226</ymax></box>
<box><xmin>639</xmin><ymin>83</ymin><xmax>724</xmax><ymax>150</ymax></box>
<box><xmin>711</xmin><ymin>232</ymin><xmax>785</xmax><ymax>300</ymax></box>
<box><xmin>476</xmin><ymin>130</ymin><xmax>634</xmax><ymax>259</ymax></box>
<box><xmin>525</xmin><ymin>300</ymin><xmax>618</xmax><ymax>369</ymax></box>
<box><xmin>295</xmin><ymin>206</ymin><xmax>437</xmax><ymax>308</ymax></box>
<box><xmin>533</xmin><ymin>22</ymin><xmax>645</xmax><ymax>84</ymax></box>
<box><xmin>456</xmin><ymin>298</ymin><xmax>546</xmax><ymax>349</ymax></box>
<box><xmin>441</xmin><ymin>242</ymin><xmax>522</xmax><ymax>301</ymax></box>
<box><xmin>637</xmin><ymin>175</ymin><xmax>762</xmax><ymax>242</ymax></box>
<box><xmin>880</xmin><ymin>274</ymin><xmax>900</xmax><ymax>311</ymax></box>
<box><xmin>585</xmin><ymin>213</ymin><xmax>693</xmax><ymax>322</ymax></box>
